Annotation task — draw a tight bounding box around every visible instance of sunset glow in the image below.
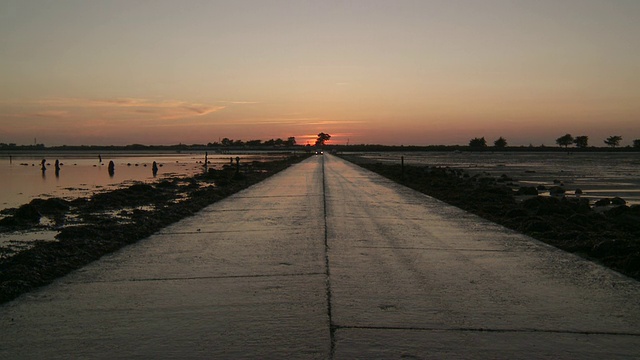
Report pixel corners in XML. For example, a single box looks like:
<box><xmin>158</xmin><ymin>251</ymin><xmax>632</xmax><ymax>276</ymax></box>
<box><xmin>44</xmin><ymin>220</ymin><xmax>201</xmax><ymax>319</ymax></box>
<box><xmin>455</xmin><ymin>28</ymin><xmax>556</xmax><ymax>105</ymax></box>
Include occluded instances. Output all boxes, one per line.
<box><xmin>1</xmin><ymin>0</ymin><xmax>639</xmax><ymax>146</ymax></box>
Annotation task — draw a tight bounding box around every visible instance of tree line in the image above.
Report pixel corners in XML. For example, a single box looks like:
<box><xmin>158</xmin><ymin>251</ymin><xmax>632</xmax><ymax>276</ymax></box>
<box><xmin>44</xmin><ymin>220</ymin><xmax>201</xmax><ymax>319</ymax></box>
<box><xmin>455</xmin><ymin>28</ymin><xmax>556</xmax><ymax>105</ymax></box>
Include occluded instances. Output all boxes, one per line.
<box><xmin>1</xmin><ymin>133</ymin><xmax>333</xmax><ymax>150</ymax></box>
<box><xmin>554</xmin><ymin>134</ymin><xmax>632</xmax><ymax>148</ymax></box>
<box><xmin>3</xmin><ymin>132</ymin><xmax>640</xmax><ymax>150</ymax></box>
<box><xmin>207</xmin><ymin>136</ymin><xmax>298</xmax><ymax>147</ymax></box>
<box><xmin>468</xmin><ymin>135</ymin><xmax>640</xmax><ymax>149</ymax></box>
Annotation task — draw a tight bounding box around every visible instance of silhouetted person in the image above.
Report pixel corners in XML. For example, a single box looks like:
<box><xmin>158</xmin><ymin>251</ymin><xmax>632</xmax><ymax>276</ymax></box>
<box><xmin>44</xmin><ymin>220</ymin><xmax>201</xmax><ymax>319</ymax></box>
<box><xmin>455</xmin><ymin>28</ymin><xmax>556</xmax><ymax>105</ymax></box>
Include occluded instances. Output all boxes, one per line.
<box><xmin>55</xmin><ymin>159</ymin><xmax>61</xmax><ymax>177</ymax></box>
<box><xmin>152</xmin><ymin>161</ymin><xmax>158</xmax><ymax>176</ymax></box>
<box><xmin>108</xmin><ymin>160</ymin><xmax>115</xmax><ymax>177</ymax></box>
<box><xmin>99</xmin><ymin>154</ymin><xmax>102</xmax><ymax>163</ymax></box>
<box><xmin>40</xmin><ymin>159</ymin><xmax>46</xmax><ymax>172</ymax></box>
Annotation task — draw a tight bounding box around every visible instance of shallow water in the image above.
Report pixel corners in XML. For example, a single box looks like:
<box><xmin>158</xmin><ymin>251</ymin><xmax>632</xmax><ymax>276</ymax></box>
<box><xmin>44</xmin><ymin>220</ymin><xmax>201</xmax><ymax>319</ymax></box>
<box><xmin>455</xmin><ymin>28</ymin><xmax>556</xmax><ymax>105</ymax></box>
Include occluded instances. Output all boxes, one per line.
<box><xmin>351</xmin><ymin>151</ymin><xmax>640</xmax><ymax>205</ymax></box>
<box><xmin>0</xmin><ymin>151</ymin><xmax>289</xmax><ymax>212</ymax></box>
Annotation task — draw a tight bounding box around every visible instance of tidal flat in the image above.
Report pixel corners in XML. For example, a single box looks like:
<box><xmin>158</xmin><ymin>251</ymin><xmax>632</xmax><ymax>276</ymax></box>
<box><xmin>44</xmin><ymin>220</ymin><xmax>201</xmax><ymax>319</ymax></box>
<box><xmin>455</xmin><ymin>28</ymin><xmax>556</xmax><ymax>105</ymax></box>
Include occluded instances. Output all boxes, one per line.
<box><xmin>0</xmin><ymin>153</ymin><xmax>311</xmax><ymax>304</ymax></box>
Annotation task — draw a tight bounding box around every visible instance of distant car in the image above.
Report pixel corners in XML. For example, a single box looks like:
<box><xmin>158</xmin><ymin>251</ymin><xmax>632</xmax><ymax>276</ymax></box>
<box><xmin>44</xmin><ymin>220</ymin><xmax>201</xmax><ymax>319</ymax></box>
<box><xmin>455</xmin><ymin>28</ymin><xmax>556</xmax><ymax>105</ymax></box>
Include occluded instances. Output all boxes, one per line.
<box><xmin>315</xmin><ymin>150</ymin><xmax>324</xmax><ymax>155</ymax></box>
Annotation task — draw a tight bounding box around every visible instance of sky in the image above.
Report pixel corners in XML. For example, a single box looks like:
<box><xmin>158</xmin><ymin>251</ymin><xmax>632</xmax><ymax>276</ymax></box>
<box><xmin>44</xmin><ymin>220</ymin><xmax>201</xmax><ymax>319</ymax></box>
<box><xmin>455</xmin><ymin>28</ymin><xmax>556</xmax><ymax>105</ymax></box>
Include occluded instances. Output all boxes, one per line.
<box><xmin>1</xmin><ymin>0</ymin><xmax>639</xmax><ymax>147</ymax></box>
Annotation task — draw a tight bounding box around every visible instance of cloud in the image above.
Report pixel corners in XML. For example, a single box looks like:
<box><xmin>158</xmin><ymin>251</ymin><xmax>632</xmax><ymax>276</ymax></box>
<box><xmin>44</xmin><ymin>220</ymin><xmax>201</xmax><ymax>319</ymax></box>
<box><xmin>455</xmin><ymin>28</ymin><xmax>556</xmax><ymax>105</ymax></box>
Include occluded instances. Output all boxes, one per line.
<box><xmin>33</xmin><ymin>110</ymin><xmax>69</xmax><ymax>118</ymax></box>
<box><xmin>1</xmin><ymin>110</ymin><xmax>69</xmax><ymax>119</ymax></box>
<box><xmin>217</xmin><ymin>100</ymin><xmax>261</xmax><ymax>104</ymax></box>
<box><xmin>26</xmin><ymin>97</ymin><xmax>227</xmax><ymax>121</ymax></box>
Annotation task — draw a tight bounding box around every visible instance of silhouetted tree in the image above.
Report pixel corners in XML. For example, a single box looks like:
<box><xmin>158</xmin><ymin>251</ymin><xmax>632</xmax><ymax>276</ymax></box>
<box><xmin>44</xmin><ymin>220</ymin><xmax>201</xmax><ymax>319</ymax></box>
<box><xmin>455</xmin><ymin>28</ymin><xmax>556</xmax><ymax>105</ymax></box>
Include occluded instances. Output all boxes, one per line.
<box><xmin>285</xmin><ymin>137</ymin><xmax>296</xmax><ymax>146</ymax></box>
<box><xmin>493</xmin><ymin>136</ymin><xmax>507</xmax><ymax>148</ymax></box>
<box><xmin>556</xmin><ymin>134</ymin><xmax>574</xmax><ymax>148</ymax></box>
<box><xmin>633</xmin><ymin>139</ymin><xmax>640</xmax><ymax>148</ymax></box>
<box><xmin>574</xmin><ymin>135</ymin><xmax>589</xmax><ymax>148</ymax></box>
<box><xmin>315</xmin><ymin>132</ymin><xmax>331</xmax><ymax>146</ymax></box>
<box><xmin>468</xmin><ymin>137</ymin><xmax>487</xmax><ymax>148</ymax></box>
<box><xmin>221</xmin><ymin>138</ymin><xmax>232</xmax><ymax>146</ymax></box>
<box><xmin>604</xmin><ymin>135</ymin><xmax>622</xmax><ymax>148</ymax></box>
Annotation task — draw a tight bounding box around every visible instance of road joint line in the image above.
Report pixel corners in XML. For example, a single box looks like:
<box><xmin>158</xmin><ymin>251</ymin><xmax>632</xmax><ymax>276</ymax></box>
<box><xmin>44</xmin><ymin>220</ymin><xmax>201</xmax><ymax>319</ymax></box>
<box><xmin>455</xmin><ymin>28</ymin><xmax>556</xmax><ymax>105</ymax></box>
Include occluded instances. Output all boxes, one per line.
<box><xmin>332</xmin><ymin>325</ymin><xmax>640</xmax><ymax>337</ymax></box>
<box><xmin>350</xmin><ymin>246</ymin><xmax>524</xmax><ymax>252</ymax></box>
<box><xmin>68</xmin><ymin>272</ymin><xmax>326</xmax><ymax>284</ymax></box>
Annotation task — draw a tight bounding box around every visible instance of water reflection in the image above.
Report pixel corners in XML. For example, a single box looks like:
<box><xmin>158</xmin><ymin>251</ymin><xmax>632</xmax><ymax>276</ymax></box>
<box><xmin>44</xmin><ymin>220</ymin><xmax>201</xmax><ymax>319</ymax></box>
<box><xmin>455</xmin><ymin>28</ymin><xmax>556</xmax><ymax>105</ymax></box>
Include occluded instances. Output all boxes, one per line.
<box><xmin>0</xmin><ymin>152</ymin><xmax>285</xmax><ymax>211</ymax></box>
<box><xmin>108</xmin><ymin>161</ymin><xmax>115</xmax><ymax>178</ymax></box>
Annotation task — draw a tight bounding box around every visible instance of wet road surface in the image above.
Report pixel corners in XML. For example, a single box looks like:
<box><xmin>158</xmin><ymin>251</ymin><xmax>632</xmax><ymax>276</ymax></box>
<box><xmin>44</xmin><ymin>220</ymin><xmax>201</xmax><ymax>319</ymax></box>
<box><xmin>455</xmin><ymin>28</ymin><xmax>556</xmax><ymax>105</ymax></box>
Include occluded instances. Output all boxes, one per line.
<box><xmin>2</xmin><ymin>154</ymin><xmax>640</xmax><ymax>359</ymax></box>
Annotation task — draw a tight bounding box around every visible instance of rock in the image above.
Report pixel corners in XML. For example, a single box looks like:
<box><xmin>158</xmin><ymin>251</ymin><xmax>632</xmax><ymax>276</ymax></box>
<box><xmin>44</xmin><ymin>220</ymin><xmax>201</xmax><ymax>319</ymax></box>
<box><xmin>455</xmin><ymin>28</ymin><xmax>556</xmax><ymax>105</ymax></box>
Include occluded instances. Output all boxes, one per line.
<box><xmin>537</xmin><ymin>185</ymin><xmax>547</xmax><ymax>191</ymax></box>
<box><xmin>595</xmin><ymin>198</ymin><xmax>611</xmax><ymax>207</ymax></box>
<box><xmin>574</xmin><ymin>188</ymin><xmax>583</xmax><ymax>195</ymax></box>
<box><xmin>516</xmin><ymin>186</ymin><xmax>538</xmax><ymax>196</ymax></box>
<box><xmin>561</xmin><ymin>198</ymin><xmax>591</xmax><ymax>213</ymax></box>
<box><xmin>606</xmin><ymin>205</ymin><xmax>629</xmax><ymax>217</ymax></box>
<box><xmin>521</xmin><ymin>196</ymin><xmax>567</xmax><ymax>216</ymax></box>
<box><xmin>549</xmin><ymin>186</ymin><xmax>565</xmax><ymax>196</ymax></box>
<box><xmin>524</xmin><ymin>219</ymin><xmax>552</xmax><ymax>233</ymax></box>
<box><xmin>497</xmin><ymin>174</ymin><xmax>513</xmax><ymax>182</ymax></box>
<box><xmin>611</xmin><ymin>197</ymin><xmax>626</xmax><ymax>205</ymax></box>
<box><xmin>14</xmin><ymin>204</ymin><xmax>41</xmax><ymax>222</ymax></box>
<box><xmin>591</xmin><ymin>239</ymin><xmax>628</xmax><ymax>258</ymax></box>
<box><xmin>506</xmin><ymin>208</ymin><xmax>529</xmax><ymax>218</ymax></box>
<box><xmin>522</xmin><ymin>196</ymin><xmax>556</xmax><ymax>210</ymax></box>
<box><xmin>567</xmin><ymin>213</ymin><xmax>591</xmax><ymax>226</ymax></box>
<box><xmin>29</xmin><ymin>198</ymin><xmax>70</xmax><ymax>215</ymax></box>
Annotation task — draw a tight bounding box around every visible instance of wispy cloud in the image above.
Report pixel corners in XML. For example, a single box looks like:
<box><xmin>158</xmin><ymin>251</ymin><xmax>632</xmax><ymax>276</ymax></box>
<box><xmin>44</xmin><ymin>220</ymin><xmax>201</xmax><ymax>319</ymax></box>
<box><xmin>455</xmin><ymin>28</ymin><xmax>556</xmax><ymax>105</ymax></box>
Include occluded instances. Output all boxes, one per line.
<box><xmin>2</xmin><ymin>110</ymin><xmax>69</xmax><ymax>119</ymax></box>
<box><xmin>23</xmin><ymin>97</ymin><xmax>227</xmax><ymax>121</ymax></box>
<box><xmin>217</xmin><ymin>100</ymin><xmax>261</xmax><ymax>104</ymax></box>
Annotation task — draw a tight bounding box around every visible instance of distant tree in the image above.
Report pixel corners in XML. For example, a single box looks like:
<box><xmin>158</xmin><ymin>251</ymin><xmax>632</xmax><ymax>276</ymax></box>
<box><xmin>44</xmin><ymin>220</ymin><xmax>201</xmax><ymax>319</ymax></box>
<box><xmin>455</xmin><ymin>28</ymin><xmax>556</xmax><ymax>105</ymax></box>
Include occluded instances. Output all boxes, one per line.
<box><xmin>633</xmin><ymin>139</ymin><xmax>640</xmax><ymax>148</ymax></box>
<box><xmin>604</xmin><ymin>135</ymin><xmax>622</xmax><ymax>148</ymax></box>
<box><xmin>232</xmin><ymin>139</ymin><xmax>244</xmax><ymax>146</ymax></box>
<box><xmin>493</xmin><ymin>136</ymin><xmax>507</xmax><ymax>148</ymax></box>
<box><xmin>574</xmin><ymin>135</ymin><xmax>589</xmax><ymax>148</ymax></box>
<box><xmin>469</xmin><ymin>137</ymin><xmax>487</xmax><ymax>148</ymax></box>
<box><xmin>315</xmin><ymin>132</ymin><xmax>331</xmax><ymax>146</ymax></box>
<box><xmin>221</xmin><ymin>138</ymin><xmax>232</xmax><ymax>146</ymax></box>
<box><xmin>285</xmin><ymin>137</ymin><xmax>296</xmax><ymax>146</ymax></box>
<box><xmin>274</xmin><ymin>138</ymin><xmax>284</xmax><ymax>146</ymax></box>
<box><xmin>556</xmin><ymin>134</ymin><xmax>574</xmax><ymax>148</ymax></box>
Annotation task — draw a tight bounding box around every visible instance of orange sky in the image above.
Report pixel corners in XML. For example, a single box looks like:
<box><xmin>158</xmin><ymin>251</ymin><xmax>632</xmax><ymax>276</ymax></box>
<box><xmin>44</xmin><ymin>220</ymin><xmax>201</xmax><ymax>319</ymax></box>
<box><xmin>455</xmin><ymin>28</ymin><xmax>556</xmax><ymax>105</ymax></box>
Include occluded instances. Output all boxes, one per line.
<box><xmin>1</xmin><ymin>1</ymin><xmax>639</xmax><ymax>146</ymax></box>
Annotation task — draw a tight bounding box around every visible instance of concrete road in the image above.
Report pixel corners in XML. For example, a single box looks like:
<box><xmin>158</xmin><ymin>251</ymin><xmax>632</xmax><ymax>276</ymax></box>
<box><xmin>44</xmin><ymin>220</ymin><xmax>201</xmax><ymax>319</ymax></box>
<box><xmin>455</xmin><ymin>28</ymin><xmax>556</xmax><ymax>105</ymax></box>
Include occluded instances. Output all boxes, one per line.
<box><xmin>2</xmin><ymin>154</ymin><xmax>640</xmax><ymax>359</ymax></box>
